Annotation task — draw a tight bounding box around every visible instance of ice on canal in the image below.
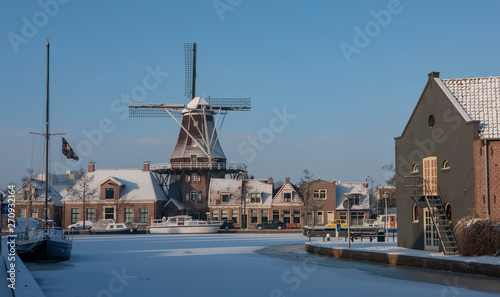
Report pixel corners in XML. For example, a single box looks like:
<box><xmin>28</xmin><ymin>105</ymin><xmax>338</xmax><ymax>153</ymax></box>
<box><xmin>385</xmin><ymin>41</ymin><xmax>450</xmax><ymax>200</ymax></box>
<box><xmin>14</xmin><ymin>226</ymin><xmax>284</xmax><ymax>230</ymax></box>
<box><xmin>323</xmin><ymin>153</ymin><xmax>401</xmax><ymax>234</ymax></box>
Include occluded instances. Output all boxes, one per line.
<box><xmin>25</xmin><ymin>234</ymin><xmax>500</xmax><ymax>297</ymax></box>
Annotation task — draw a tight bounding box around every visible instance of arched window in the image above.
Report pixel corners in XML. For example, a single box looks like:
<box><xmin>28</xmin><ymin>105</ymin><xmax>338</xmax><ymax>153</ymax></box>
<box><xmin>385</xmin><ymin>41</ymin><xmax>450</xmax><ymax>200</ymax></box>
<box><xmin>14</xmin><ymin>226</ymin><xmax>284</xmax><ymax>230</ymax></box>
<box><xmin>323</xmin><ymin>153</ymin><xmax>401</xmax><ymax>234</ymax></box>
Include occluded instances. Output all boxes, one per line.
<box><xmin>411</xmin><ymin>164</ymin><xmax>419</xmax><ymax>173</ymax></box>
<box><xmin>442</xmin><ymin>160</ymin><xmax>450</xmax><ymax>170</ymax></box>
<box><xmin>412</xmin><ymin>204</ymin><xmax>419</xmax><ymax>222</ymax></box>
<box><xmin>444</xmin><ymin>203</ymin><xmax>452</xmax><ymax>221</ymax></box>
<box><xmin>428</xmin><ymin>115</ymin><xmax>435</xmax><ymax>128</ymax></box>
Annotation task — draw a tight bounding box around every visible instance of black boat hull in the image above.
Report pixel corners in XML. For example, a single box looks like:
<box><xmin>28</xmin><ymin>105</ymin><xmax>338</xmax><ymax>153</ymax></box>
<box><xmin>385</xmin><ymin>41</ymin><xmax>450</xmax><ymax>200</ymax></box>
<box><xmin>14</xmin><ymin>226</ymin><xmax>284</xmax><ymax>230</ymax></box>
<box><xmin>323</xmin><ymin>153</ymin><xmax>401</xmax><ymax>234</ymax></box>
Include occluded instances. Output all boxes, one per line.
<box><xmin>17</xmin><ymin>239</ymin><xmax>72</xmax><ymax>262</ymax></box>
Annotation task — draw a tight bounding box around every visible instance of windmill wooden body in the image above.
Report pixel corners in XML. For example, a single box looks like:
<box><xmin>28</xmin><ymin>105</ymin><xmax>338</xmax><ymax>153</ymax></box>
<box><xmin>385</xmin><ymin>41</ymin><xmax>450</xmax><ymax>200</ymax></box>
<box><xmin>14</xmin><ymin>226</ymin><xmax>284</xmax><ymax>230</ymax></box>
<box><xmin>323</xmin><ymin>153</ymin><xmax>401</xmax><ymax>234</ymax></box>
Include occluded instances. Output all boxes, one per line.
<box><xmin>129</xmin><ymin>43</ymin><xmax>250</xmax><ymax>219</ymax></box>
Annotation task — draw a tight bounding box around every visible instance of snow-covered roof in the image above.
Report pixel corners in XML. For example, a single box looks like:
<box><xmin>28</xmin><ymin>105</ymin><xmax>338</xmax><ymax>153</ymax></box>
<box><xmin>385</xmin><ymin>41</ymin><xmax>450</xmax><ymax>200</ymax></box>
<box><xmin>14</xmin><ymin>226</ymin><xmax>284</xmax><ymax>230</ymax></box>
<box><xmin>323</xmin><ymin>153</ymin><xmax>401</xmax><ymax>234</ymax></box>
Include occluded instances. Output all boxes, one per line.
<box><xmin>209</xmin><ymin>178</ymin><xmax>273</xmax><ymax>207</ymax></box>
<box><xmin>210</xmin><ymin>178</ymin><xmax>242</xmax><ymax>191</ymax></box>
<box><xmin>335</xmin><ymin>182</ymin><xmax>370</xmax><ymax>211</ymax></box>
<box><xmin>442</xmin><ymin>76</ymin><xmax>500</xmax><ymax>139</ymax></box>
<box><xmin>245</xmin><ymin>179</ymin><xmax>273</xmax><ymax>206</ymax></box>
<box><xmin>99</xmin><ymin>176</ymin><xmax>123</xmax><ymax>186</ymax></box>
<box><xmin>63</xmin><ymin>169</ymin><xmax>168</xmax><ymax>201</ymax></box>
<box><xmin>15</xmin><ymin>179</ymin><xmax>63</xmax><ymax>206</ymax></box>
<box><xmin>272</xmin><ymin>181</ymin><xmax>303</xmax><ymax>204</ymax></box>
<box><xmin>165</xmin><ymin>198</ymin><xmax>186</xmax><ymax>210</ymax></box>
<box><xmin>59</xmin><ymin>188</ymin><xmax>69</xmax><ymax>198</ymax></box>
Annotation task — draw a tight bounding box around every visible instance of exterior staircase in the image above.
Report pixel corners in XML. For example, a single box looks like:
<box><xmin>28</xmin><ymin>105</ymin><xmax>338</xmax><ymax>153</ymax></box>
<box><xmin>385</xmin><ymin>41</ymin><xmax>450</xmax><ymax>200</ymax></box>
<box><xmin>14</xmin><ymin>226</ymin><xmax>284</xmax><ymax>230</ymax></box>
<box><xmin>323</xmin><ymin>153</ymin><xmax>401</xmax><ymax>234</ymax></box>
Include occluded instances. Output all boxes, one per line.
<box><xmin>404</xmin><ymin>176</ymin><xmax>460</xmax><ymax>255</ymax></box>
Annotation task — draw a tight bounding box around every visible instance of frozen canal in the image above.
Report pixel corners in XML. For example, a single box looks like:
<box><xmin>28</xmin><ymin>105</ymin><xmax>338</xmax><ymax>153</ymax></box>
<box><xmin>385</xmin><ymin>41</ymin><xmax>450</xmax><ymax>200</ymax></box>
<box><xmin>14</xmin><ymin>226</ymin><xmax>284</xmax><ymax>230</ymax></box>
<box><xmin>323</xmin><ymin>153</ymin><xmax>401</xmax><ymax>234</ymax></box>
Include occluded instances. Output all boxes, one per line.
<box><xmin>26</xmin><ymin>233</ymin><xmax>500</xmax><ymax>297</ymax></box>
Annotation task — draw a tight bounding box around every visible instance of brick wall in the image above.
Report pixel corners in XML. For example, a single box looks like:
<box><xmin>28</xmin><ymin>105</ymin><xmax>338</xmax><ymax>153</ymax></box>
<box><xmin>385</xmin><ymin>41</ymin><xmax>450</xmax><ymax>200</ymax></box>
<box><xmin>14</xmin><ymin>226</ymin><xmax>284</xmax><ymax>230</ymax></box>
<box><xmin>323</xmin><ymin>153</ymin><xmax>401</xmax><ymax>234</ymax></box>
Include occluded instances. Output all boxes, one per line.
<box><xmin>62</xmin><ymin>201</ymin><xmax>161</xmax><ymax>228</ymax></box>
<box><xmin>473</xmin><ymin>140</ymin><xmax>500</xmax><ymax>221</ymax></box>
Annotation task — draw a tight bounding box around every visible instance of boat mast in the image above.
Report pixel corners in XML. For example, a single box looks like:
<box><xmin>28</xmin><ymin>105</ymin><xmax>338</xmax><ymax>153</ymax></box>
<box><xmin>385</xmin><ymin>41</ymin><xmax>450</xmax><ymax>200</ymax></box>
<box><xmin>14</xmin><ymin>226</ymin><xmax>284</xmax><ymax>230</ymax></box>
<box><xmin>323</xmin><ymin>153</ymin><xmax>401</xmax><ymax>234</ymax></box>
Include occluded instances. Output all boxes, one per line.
<box><xmin>45</xmin><ymin>39</ymin><xmax>50</xmax><ymax>228</ymax></box>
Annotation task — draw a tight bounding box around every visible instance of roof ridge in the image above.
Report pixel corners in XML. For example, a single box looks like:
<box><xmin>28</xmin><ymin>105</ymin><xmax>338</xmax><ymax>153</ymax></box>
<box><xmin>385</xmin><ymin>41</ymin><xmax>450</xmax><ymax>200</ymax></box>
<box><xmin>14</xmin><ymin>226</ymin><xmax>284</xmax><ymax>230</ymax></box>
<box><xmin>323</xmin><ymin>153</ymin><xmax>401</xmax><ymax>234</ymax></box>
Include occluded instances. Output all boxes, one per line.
<box><xmin>442</xmin><ymin>76</ymin><xmax>500</xmax><ymax>81</ymax></box>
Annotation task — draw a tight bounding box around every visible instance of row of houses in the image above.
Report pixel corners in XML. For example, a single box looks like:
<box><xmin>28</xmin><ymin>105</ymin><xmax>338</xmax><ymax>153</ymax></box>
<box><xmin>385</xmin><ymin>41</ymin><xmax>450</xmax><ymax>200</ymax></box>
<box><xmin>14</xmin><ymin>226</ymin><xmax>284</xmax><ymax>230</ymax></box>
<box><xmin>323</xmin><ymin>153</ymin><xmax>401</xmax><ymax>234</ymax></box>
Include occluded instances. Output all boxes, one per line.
<box><xmin>8</xmin><ymin>161</ymin><xmax>372</xmax><ymax>229</ymax></box>
<box><xmin>205</xmin><ymin>177</ymin><xmax>370</xmax><ymax>229</ymax></box>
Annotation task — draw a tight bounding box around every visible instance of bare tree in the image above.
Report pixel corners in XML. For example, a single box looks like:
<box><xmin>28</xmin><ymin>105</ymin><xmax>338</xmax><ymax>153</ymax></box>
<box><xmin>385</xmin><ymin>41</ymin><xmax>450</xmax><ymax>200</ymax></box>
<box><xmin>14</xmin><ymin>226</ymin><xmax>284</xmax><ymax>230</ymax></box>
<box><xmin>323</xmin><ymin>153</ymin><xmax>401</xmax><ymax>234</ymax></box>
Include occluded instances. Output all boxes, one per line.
<box><xmin>300</xmin><ymin>169</ymin><xmax>314</xmax><ymax>226</ymax></box>
<box><xmin>273</xmin><ymin>179</ymin><xmax>284</xmax><ymax>192</ymax></box>
<box><xmin>113</xmin><ymin>194</ymin><xmax>130</xmax><ymax>223</ymax></box>
<box><xmin>21</xmin><ymin>173</ymin><xmax>39</xmax><ymax>229</ymax></box>
<box><xmin>381</xmin><ymin>164</ymin><xmax>396</xmax><ymax>186</ymax></box>
<box><xmin>366</xmin><ymin>176</ymin><xmax>376</xmax><ymax>219</ymax></box>
<box><xmin>68</xmin><ymin>174</ymin><xmax>97</xmax><ymax>230</ymax></box>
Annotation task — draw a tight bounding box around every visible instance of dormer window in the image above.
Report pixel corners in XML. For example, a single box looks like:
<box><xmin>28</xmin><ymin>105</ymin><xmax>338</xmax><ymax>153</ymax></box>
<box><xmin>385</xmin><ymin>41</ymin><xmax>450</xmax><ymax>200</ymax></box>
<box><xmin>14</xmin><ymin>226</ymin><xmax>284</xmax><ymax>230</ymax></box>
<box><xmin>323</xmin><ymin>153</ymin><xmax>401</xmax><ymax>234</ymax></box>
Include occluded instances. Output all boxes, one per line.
<box><xmin>105</xmin><ymin>187</ymin><xmax>114</xmax><ymax>199</ymax></box>
<box><xmin>283</xmin><ymin>192</ymin><xmax>292</xmax><ymax>202</ymax></box>
<box><xmin>250</xmin><ymin>193</ymin><xmax>261</xmax><ymax>203</ymax></box>
<box><xmin>222</xmin><ymin>193</ymin><xmax>230</xmax><ymax>203</ymax></box>
<box><xmin>351</xmin><ymin>194</ymin><xmax>361</xmax><ymax>205</ymax></box>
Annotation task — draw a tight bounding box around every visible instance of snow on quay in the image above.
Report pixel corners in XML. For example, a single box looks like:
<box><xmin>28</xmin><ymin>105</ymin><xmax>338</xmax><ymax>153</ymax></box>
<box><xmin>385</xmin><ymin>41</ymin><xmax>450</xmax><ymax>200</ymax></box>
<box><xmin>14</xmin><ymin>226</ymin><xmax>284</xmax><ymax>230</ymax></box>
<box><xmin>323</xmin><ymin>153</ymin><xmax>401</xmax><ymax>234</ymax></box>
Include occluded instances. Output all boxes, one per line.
<box><xmin>307</xmin><ymin>237</ymin><xmax>500</xmax><ymax>266</ymax></box>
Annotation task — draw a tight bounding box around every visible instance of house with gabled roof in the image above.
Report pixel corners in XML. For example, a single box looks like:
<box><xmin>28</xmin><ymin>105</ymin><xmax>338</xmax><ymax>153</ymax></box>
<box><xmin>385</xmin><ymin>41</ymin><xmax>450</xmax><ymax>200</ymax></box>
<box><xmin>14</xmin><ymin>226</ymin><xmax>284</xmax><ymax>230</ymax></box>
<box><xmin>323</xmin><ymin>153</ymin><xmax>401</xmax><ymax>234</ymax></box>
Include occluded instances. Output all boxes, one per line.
<box><xmin>208</xmin><ymin>177</ymin><xmax>273</xmax><ymax>228</ymax></box>
<box><xmin>335</xmin><ymin>182</ymin><xmax>370</xmax><ymax>226</ymax></box>
<box><xmin>271</xmin><ymin>177</ymin><xmax>304</xmax><ymax>227</ymax></box>
<box><xmin>396</xmin><ymin>72</ymin><xmax>500</xmax><ymax>252</ymax></box>
<box><xmin>62</xmin><ymin>161</ymin><xmax>168</xmax><ymax>228</ymax></box>
<box><xmin>14</xmin><ymin>179</ymin><xmax>64</xmax><ymax>226</ymax></box>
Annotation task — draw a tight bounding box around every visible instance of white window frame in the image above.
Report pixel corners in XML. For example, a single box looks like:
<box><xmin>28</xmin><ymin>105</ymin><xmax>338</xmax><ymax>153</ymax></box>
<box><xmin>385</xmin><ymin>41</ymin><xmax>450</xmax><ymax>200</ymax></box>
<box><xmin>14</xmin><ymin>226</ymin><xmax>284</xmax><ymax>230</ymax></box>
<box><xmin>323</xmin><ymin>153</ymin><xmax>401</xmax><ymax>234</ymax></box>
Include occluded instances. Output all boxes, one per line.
<box><xmin>250</xmin><ymin>192</ymin><xmax>261</xmax><ymax>203</ymax></box>
<box><xmin>283</xmin><ymin>191</ymin><xmax>292</xmax><ymax>202</ymax></box>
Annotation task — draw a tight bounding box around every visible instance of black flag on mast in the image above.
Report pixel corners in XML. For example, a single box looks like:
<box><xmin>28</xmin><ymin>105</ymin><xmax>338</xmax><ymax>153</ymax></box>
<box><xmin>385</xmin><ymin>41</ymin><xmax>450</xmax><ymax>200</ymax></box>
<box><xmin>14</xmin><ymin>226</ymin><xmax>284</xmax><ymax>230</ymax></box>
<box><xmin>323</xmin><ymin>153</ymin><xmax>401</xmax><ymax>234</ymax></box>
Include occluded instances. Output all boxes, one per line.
<box><xmin>62</xmin><ymin>137</ymin><xmax>79</xmax><ymax>161</ymax></box>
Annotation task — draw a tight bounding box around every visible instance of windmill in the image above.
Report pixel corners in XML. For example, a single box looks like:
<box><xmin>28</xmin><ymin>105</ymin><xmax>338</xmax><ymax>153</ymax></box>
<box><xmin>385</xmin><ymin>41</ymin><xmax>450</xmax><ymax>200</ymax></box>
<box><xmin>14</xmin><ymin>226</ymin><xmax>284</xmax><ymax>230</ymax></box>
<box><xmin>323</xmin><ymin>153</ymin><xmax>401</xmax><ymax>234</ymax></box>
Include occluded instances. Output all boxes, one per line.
<box><xmin>129</xmin><ymin>43</ymin><xmax>251</xmax><ymax>219</ymax></box>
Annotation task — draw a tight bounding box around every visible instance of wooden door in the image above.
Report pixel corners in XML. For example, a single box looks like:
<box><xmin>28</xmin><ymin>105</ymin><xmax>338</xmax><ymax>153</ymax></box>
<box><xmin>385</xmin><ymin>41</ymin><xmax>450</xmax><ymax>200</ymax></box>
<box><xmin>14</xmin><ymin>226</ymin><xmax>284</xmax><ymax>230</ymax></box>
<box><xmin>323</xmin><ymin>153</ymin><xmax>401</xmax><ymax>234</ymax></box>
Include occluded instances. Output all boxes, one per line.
<box><xmin>327</xmin><ymin>211</ymin><xmax>334</xmax><ymax>224</ymax></box>
<box><xmin>423</xmin><ymin>156</ymin><xmax>437</xmax><ymax>195</ymax></box>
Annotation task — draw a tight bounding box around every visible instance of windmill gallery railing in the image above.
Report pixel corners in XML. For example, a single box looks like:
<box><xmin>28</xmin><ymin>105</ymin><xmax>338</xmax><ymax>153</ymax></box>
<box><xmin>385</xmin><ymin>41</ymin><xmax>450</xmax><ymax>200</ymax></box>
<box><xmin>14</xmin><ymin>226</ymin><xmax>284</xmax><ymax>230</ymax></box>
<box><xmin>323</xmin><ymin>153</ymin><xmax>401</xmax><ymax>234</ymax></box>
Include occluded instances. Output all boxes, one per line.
<box><xmin>150</xmin><ymin>162</ymin><xmax>244</xmax><ymax>171</ymax></box>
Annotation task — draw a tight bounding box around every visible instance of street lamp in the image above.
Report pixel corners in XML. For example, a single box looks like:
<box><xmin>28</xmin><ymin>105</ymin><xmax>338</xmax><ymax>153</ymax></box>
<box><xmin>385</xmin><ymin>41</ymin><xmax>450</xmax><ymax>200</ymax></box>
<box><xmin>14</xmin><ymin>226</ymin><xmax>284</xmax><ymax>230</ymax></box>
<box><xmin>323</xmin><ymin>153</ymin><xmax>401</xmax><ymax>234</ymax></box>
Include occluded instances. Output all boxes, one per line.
<box><xmin>343</xmin><ymin>197</ymin><xmax>352</xmax><ymax>248</ymax></box>
<box><xmin>383</xmin><ymin>193</ymin><xmax>390</xmax><ymax>241</ymax></box>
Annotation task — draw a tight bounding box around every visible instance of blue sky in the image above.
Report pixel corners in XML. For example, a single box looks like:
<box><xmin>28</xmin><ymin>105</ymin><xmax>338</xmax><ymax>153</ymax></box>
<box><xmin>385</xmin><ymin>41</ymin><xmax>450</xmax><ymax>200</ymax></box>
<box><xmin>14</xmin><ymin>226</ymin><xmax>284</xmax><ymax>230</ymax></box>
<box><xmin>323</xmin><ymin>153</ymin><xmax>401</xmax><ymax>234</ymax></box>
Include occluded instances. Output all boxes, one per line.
<box><xmin>1</xmin><ymin>0</ymin><xmax>500</xmax><ymax>189</ymax></box>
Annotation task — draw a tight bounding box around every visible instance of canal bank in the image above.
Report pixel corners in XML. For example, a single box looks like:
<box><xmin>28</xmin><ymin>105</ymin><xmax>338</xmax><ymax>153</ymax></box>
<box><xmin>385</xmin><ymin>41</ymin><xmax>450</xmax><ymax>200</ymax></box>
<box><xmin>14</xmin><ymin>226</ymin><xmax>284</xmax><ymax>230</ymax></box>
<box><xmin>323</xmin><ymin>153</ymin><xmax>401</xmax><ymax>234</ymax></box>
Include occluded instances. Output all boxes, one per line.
<box><xmin>305</xmin><ymin>239</ymin><xmax>500</xmax><ymax>278</ymax></box>
<box><xmin>1</xmin><ymin>238</ymin><xmax>45</xmax><ymax>297</ymax></box>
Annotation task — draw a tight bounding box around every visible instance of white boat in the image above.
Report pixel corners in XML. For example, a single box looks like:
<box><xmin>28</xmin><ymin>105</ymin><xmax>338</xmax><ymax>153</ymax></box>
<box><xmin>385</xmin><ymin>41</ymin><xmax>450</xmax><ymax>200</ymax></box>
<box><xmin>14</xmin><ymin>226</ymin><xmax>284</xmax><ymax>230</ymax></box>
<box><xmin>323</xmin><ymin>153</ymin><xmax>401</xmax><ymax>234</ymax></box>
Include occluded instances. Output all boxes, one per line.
<box><xmin>149</xmin><ymin>216</ymin><xmax>222</xmax><ymax>234</ymax></box>
<box><xmin>90</xmin><ymin>219</ymin><xmax>138</xmax><ymax>234</ymax></box>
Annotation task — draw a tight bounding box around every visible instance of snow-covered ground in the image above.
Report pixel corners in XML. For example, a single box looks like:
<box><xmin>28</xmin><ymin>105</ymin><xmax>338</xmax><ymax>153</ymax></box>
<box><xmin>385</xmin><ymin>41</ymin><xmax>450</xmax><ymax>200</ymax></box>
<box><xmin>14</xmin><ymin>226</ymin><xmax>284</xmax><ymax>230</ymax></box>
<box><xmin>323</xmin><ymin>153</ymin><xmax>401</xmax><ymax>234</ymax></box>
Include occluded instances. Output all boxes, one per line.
<box><xmin>25</xmin><ymin>234</ymin><xmax>500</xmax><ymax>297</ymax></box>
<box><xmin>308</xmin><ymin>236</ymin><xmax>500</xmax><ymax>265</ymax></box>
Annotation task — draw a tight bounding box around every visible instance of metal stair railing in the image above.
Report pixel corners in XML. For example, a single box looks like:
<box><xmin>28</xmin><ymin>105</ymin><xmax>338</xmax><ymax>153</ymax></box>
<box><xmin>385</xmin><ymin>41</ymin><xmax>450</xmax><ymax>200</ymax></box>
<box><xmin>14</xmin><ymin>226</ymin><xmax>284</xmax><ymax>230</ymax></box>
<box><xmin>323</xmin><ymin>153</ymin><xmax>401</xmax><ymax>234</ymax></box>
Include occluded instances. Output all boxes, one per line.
<box><xmin>421</xmin><ymin>179</ymin><xmax>460</xmax><ymax>255</ymax></box>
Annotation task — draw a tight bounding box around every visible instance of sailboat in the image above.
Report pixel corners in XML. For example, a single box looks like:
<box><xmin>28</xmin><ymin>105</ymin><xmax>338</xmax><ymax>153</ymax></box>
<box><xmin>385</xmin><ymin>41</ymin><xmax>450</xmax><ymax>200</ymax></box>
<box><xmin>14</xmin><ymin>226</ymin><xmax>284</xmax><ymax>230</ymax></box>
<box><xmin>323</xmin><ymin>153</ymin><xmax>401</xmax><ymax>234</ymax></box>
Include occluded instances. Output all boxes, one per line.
<box><xmin>15</xmin><ymin>40</ymin><xmax>73</xmax><ymax>262</ymax></box>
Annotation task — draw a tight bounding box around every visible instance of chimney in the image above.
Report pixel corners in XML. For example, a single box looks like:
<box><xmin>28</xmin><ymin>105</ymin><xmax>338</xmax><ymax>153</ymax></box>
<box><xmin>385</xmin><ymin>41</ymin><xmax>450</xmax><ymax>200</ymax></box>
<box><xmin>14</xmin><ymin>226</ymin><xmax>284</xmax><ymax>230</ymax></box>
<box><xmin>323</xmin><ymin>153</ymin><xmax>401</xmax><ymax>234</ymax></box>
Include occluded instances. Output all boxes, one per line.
<box><xmin>285</xmin><ymin>177</ymin><xmax>290</xmax><ymax>184</ymax></box>
<box><xmin>143</xmin><ymin>161</ymin><xmax>150</xmax><ymax>171</ymax></box>
<box><xmin>268</xmin><ymin>177</ymin><xmax>273</xmax><ymax>184</ymax></box>
<box><xmin>88</xmin><ymin>161</ymin><xmax>95</xmax><ymax>173</ymax></box>
<box><xmin>428</xmin><ymin>71</ymin><xmax>440</xmax><ymax>79</ymax></box>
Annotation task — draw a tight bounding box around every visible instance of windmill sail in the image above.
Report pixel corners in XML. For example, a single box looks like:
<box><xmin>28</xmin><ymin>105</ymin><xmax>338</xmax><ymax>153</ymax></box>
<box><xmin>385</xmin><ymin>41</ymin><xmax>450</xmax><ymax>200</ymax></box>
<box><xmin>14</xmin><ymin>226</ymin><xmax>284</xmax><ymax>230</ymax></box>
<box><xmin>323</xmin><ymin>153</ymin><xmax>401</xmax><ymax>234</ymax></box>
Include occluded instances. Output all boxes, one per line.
<box><xmin>185</xmin><ymin>43</ymin><xmax>196</xmax><ymax>99</ymax></box>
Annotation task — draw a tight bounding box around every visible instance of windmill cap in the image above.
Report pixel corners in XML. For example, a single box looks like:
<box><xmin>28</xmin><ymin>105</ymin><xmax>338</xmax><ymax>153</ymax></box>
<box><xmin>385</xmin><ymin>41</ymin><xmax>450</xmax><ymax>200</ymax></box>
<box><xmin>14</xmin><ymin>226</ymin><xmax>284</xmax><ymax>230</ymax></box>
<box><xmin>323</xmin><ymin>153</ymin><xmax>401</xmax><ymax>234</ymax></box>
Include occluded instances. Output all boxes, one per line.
<box><xmin>182</xmin><ymin>97</ymin><xmax>211</xmax><ymax>113</ymax></box>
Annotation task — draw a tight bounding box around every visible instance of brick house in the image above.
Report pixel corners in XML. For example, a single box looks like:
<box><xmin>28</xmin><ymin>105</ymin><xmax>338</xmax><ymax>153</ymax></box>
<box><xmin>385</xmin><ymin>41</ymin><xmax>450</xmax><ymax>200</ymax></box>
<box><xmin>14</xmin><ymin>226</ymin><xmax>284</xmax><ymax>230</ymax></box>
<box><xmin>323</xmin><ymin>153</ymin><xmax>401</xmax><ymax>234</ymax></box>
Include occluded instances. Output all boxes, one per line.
<box><xmin>395</xmin><ymin>72</ymin><xmax>500</xmax><ymax>251</ymax></box>
<box><xmin>375</xmin><ymin>185</ymin><xmax>396</xmax><ymax>216</ymax></box>
<box><xmin>208</xmin><ymin>177</ymin><xmax>274</xmax><ymax>228</ymax></box>
<box><xmin>13</xmin><ymin>179</ymin><xmax>63</xmax><ymax>226</ymax></box>
<box><xmin>62</xmin><ymin>162</ymin><xmax>167</xmax><ymax>228</ymax></box>
<box><xmin>271</xmin><ymin>177</ymin><xmax>304</xmax><ymax>227</ymax></box>
<box><xmin>308</xmin><ymin>178</ymin><xmax>337</xmax><ymax>226</ymax></box>
<box><xmin>335</xmin><ymin>182</ymin><xmax>370</xmax><ymax>226</ymax></box>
